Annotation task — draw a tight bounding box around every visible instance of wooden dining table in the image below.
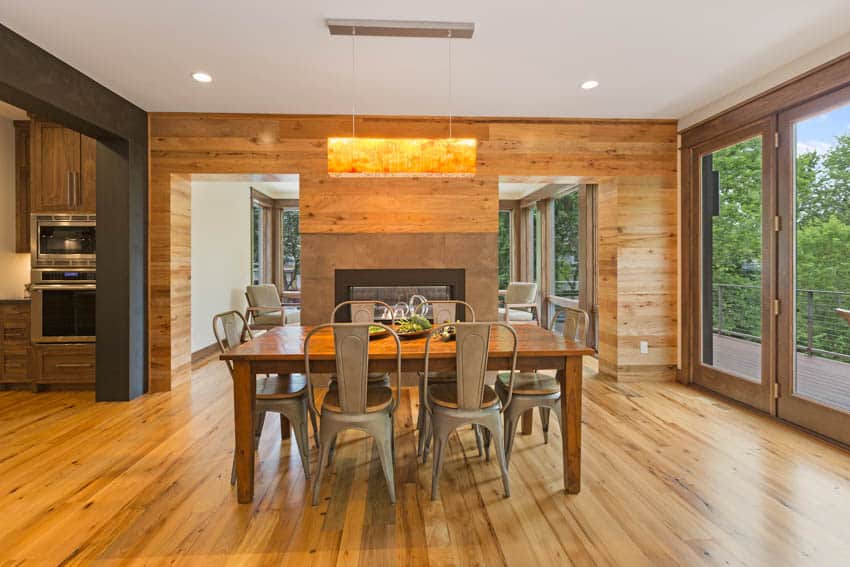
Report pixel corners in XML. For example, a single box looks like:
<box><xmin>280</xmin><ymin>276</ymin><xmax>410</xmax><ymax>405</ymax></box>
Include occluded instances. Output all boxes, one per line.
<box><xmin>220</xmin><ymin>324</ymin><xmax>594</xmax><ymax>503</ymax></box>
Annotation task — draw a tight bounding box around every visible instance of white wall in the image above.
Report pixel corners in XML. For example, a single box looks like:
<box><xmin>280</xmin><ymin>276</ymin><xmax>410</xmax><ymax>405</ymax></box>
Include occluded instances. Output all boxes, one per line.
<box><xmin>190</xmin><ymin>181</ymin><xmax>252</xmax><ymax>352</ymax></box>
<box><xmin>679</xmin><ymin>31</ymin><xmax>850</xmax><ymax>129</ymax></box>
<box><xmin>0</xmin><ymin>117</ymin><xmax>30</xmax><ymax>299</ymax></box>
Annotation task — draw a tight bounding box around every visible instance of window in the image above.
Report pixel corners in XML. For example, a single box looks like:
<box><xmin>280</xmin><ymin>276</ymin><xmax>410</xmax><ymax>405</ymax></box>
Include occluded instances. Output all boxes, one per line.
<box><xmin>554</xmin><ymin>191</ymin><xmax>580</xmax><ymax>298</ymax></box>
<box><xmin>530</xmin><ymin>205</ymin><xmax>541</xmax><ymax>284</ymax></box>
<box><xmin>280</xmin><ymin>208</ymin><xmax>301</xmax><ymax>291</ymax></box>
<box><xmin>251</xmin><ymin>199</ymin><xmax>264</xmax><ymax>284</ymax></box>
<box><xmin>498</xmin><ymin>210</ymin><xmax>512</xmax><ymax>289</ymax></box>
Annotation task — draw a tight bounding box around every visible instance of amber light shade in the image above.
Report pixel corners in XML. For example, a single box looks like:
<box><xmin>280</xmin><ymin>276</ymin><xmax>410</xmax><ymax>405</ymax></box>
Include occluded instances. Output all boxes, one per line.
<box><xmin>327</xmin><ymin>137</ymin><xmax>477</xmax><ymax>177</ymax></box>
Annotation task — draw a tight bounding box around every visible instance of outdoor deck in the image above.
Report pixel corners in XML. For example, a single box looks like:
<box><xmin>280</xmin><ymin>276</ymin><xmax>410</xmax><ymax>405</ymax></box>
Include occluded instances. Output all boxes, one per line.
<box><xmin>713</xmin><ymin>334</ymin><xmax>850</xmax><ymax>411</ymax></box>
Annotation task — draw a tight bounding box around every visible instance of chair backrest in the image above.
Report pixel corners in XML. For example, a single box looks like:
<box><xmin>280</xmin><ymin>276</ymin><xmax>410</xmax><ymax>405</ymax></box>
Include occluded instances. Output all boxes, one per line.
<box><xmin>424</xmin><ymin>322</ymin><xmax>518</xmax><ymax>412</ymax></box>
<box><xmin>551</xmin><ymin>305</ymin><xmax>590</xmax><ymax>345</ymax></box>
<box><xmin>506</xmin><ymin>282</ymin><xmax>538</xmax><ymax>305</ymax></box>
<box><xmin>246</xmin><ymin>284</ymin><xmax>281</xmax><ymax>313</ymax></box>
<box><xmin>304</xmin><ymin>323</ymin><xmax>402</xmax><ymax>415</ymax></box>
<box><xmin>212</xmin><ymin>310</ymin><xmax>253</xmax><ymax>375</ymax></box>
<box><xmin>415</xmin><ymin>300</ymin><xmax>476</xmax><ymax>324</ymax></box>
<box><xmin>331</xmin><ymin>300</ymin><xmax>395</xmax><ymax>324</ymax></box>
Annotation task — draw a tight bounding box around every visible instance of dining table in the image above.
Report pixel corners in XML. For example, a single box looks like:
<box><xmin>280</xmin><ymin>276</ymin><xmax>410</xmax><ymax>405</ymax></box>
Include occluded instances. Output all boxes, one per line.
<box><xmin>220</xmin><ymin>323</ymin><xmax>595</xmax><ymax>503</ymax></box>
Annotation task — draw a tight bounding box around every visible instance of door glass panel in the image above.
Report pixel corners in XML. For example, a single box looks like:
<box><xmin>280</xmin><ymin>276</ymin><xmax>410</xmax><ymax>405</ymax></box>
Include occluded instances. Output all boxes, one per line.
<box><xmin>281</xmin><ymin>209</ymin><xmax>300</xmax><ymax>291</ymax></box>
<box><xmin>251</xmin><ymin>200</ymin><xmax>263</xmax><ymax>284</ymax></box>
<box><xmin>792</xmin><ymin>102</ymin><xmax>850</xmax><ymax>412</ymax></box>
<box><xmin>530</xmin><ymin>206</ymin><xmax>540</xmax><ymax>284</ymax></box>
<box><xmin>498</xmin><ymin>210</ymin><xmax>512</xmax><ymax>289</ymax></box>
<box><xmin>700</xmin><ymin>136</ymin><xmax>763</xmax><ymax>382</ymax></box>
<box><xmin>554</xmin><ymin>191</ymin><xmax>580</xmax><ymax>298</ymax></box>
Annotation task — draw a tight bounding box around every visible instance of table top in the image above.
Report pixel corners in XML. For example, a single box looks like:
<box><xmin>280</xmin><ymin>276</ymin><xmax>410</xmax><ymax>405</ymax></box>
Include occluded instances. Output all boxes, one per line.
<box><xmin>221</xmin><ymin>324</ymin><xmax>594</xmax><ymax>362</ymax></box>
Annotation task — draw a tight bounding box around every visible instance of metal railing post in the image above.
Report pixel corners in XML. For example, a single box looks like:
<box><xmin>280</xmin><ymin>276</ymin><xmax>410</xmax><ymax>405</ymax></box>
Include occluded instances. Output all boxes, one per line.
<box><xmin>807</xmin><ymin>290</ymin><xmax>814</xmax><ymax>357</ymax></box>
<box><xmin>717</xmin><ymin>285</ymin><xmax>724</xmax><ymax>335</ymax></box>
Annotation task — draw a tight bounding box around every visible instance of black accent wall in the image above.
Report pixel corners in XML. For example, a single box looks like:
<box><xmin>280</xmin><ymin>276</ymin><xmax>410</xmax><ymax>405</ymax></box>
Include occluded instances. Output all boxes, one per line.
<box><xmin>0</xmin><ymin>23</ymin><xmax>148</xmax><ymax>400</ymax></box>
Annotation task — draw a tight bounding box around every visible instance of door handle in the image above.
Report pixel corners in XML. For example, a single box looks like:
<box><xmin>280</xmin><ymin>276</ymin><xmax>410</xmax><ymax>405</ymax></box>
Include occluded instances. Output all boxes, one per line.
<box><xmin>55</xmin><ymin>363</ymin><xmax>93</xmax><ymax>369</ymax></box>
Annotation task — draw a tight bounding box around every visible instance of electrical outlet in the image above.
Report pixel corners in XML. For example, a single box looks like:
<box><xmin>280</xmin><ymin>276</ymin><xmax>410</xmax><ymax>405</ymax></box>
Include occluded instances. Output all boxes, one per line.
<box><xmin>639</xmin><ymin>341</ymin><xmax>649</xmax><ymax>354</ymax></box>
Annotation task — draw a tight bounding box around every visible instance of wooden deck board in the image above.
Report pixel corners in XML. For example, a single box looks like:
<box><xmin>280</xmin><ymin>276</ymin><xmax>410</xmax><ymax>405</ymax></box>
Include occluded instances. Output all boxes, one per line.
<box><xmin>712</xmin><ymin>334</ymin><xmax>850</xmax><ymax>411</ymax></box>
<box><xmin>1</xmin><ymin>359</ymin><xmax>850</xmax><ymax>564</ymax></box>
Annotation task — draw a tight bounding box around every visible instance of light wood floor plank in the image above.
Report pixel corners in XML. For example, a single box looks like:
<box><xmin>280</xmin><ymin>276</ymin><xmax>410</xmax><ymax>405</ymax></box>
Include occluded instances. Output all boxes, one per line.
<box><xmin>1</xmin><ymin>359</ymin><xmax>849</xmax><ymax>565</ymax></box>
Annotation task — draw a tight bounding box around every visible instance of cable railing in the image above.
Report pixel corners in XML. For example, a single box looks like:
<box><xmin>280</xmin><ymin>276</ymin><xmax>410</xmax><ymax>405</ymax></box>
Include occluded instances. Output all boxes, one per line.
<box><xmin>554</xmin><ymin>280</ymin><xmax>579</xmax><ymax>299</ymax></box>
<box><xmin>713</xmin><ymin>283</ymin><xmax>850</xmax><ymax>362</ymax></box>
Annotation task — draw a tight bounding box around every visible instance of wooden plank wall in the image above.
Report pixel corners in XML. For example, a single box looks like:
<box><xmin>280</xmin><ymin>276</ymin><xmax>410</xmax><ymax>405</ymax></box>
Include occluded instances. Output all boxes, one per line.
<box><xmin>148</xmin><ymin>114</ymin><xmax>678</xmax><ymax>391</ymax></box>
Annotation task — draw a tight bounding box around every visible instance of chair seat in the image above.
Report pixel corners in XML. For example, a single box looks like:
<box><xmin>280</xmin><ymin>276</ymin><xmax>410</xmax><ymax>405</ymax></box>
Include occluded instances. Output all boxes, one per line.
<box><xmin>496</xmin><ymin>371</ymin><xmax>560</xmax><ymax>396</ymax></box>
<box><xmin>322</xmin><ymin>385</ymin><xmax>393</xmax><ymax>413</ymax></box>
<box><xmin>417</xmin><ymin>370</ymin><xmax>457</xmax><ymax>383</ymax></box>
<box><xmin>256</xmin><ymin>373</ymin><xmax>308</xmax><ymax>399</ymax></box>
<box><xmin>497</xmin><ymin>307</ymin><xmax>535</xmax><ymax>321</ymax></box>
<box><xmin>330</xmin><ymin>371</ymin><xmax>389</xmax><ymax>384</ymax></box>
<box><xmin>428</xmin><ymin>384</ymin><xmax>499</xmax><ymax>409</ymax></box>
<box><xmin>252</xmin><ymin>311</ymin><xmax>284</xmax><ymax>326</ymax></box>
<box><xmin>284</xmin><ymin>308</ymin><xmax>300</xmax><ymax>325</ymax></box>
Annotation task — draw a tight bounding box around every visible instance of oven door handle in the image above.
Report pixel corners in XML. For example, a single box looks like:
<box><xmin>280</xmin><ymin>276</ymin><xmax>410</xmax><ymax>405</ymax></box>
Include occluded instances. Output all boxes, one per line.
<box><xmin>30</xmin><ymin>284</ymin><xmax>97</xmax><ymax>291</ymax></box>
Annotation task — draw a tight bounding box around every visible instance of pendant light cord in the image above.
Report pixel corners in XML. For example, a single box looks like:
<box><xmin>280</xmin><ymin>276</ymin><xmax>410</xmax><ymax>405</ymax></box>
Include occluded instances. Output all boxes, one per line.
<box><xmin>448</xmin><ymin>30</ymin><xmax>453</xmax><ymax>139</ymax></box>
<box><xmin>351</xmin><ymin>27</ymin><xmax>357</xmax><ymax>138</ymax></box>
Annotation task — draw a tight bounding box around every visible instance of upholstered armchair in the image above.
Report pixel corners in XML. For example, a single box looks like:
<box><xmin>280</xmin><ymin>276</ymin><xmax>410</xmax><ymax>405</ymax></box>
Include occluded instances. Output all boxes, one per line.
<box><xmin>498</xmin><ymin>282</ymin><xmax>540</xmax><ymax>325</ymax></box>
<box><xmin>245</xmin><ymin>284</ymin><xmax>300</xmax><ymax>330</ymax></box>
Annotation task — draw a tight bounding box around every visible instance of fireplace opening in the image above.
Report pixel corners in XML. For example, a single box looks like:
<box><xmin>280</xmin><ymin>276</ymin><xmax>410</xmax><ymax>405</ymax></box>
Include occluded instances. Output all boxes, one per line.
<box><xmin>334</xmin><ymin>269</ymin><xmax>465</xmax><ymax>322</ymax></box>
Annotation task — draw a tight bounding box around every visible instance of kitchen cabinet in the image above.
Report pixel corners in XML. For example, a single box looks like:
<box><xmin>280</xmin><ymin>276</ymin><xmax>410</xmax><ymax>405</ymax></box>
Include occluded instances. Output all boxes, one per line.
<box><xmin>0</xmin><ymin>301</ymin><xmax>32</xmax><ymax>386</ymax></box>
<box><xmin>29</xmin><ymin>118</ymin><xmax>96</xmax><ymax>213</ymax></box>
<box><xmin>14</xmin><ymin>121</ymin><xmax>30</xmax><ymax>253</ymax></box>
<box><xmin>32</xmin><ymin>343</ymin><xmax>95</xmax><ymax>386</ymax></box>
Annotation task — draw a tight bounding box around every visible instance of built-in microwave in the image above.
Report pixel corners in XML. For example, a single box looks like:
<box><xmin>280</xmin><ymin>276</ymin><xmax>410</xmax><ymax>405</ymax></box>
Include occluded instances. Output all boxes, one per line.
<box><xmin>30</xmin><ymin>269</ymin><xmax>96</xmax><ymax>344</ymax></box>
<box><xmin>31</xmin><ymin>214</ymin><xmax>96</xmax><ymax>268</ymax></box>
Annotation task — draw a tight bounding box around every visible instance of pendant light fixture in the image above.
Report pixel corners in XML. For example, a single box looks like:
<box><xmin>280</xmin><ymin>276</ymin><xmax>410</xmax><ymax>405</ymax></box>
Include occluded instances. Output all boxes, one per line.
<box><xmin>326</xmin><ymin>19</ymin><xmax>477</xmax><ymax>177</ymax></box>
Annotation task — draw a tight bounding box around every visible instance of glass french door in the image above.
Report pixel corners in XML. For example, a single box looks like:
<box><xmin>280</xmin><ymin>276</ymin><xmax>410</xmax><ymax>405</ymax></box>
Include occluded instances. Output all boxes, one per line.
<box><xmin>777</xmin><ymin>85</ymin><xmax>850</xmax><ymax>445</ymax></box>
<box><xmin>692</xmin><ymin>120</ymin><xmax>776</xmax><ymax>412</ymax></box>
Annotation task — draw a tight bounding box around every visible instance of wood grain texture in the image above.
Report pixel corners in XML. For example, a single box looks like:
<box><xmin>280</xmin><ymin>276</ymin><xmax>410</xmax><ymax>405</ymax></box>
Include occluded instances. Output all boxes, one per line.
<box><xmin>13</xmin><ymin>121</ymin><xmax>30</xmax><ymax>253</ymax></box>
<box><xmin>148</xmin><ymin>114</ymin><xmax>678</xmax><ymax>391</ymax></box>
<box><xmin>2</xmin><ymin>358</ymin><xmax>850</xmax><ymax>564</ymax></box>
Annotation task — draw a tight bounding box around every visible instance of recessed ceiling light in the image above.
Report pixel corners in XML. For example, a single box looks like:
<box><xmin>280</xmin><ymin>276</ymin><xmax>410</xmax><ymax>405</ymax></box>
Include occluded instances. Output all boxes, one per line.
<box><xmin>192</xmin><ymin>71</ymin><xmax>212</xmax><ymax>83</ymax></box>
<box><xmin>581</xmin><ymin>80</ymin><xmax>599</xmax><ymax>90</ymax></box>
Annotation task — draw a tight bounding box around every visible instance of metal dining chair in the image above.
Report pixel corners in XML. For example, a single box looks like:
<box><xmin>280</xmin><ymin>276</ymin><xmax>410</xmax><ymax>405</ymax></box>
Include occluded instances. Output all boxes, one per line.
<box><xmin>212</xmin><ymin>310</ymin><xmax>315</xmax><ymax>483</ymax></box>
<box><xmin>330</xmin><ymin>300</ymin><xmax>396</xmax><ymax>387</ymax></box>
<box><xmin>495</xmin><ymin>305</ymin><xmax>589</xmax><ymax>463</ymax></box>
<box><xmin>305</xmin><ymin>323</ymin><xmax>402</xmax><ymax>505</ymax></box>
<box><xmin>498</xmin><ymin>282</ymin><xmax>540</xmax><ymax>325</ymax></box>
<box><xmin>412</xmin><ymin>300</ymin><xmax>481</xmax><ymax>457</ymax></box>
<box><xmin>422</xmin><ymin>322</ymin><xmax>518</xmax><ymax>500</ymax></box>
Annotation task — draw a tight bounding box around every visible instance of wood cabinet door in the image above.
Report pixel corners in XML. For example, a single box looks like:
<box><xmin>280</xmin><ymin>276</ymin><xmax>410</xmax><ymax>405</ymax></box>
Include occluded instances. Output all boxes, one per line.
<box><xmin>78</xmin><ymin>134</ymin><xmax>97</xmax><ymax>211</ymax></box>
<box><xmin>31</xmin><ymin>121</ymin><xmax>81</xmax><ymax>212</ymax></box>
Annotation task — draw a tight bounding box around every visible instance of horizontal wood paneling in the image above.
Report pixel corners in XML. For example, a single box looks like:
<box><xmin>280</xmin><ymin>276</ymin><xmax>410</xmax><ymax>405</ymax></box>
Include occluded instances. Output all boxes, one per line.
<box><xmin>149</xmin><ymin>113</ymin><xmax>678</xmax><ymax>390</ymax></box>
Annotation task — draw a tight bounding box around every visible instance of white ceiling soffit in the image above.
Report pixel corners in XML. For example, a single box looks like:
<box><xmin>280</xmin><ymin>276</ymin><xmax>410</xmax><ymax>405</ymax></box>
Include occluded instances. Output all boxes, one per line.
<box><xmin>0</xmin><ymin>100</ymin><xmax>28</xmax><ymax>120</ymax></box>
<box><xmin>498</xmin><ymin>182</ymin><xmax>547</xmax><ymax>200</ymax></box>
<box><xmin>190</xmin><ymin>174</ymin><xmax>300</xmax><ymax>200</ymax></box>
<box><xmin>2</xmin><ymin>1</ymin><xmax>850</xmax><ymax>119</ymax></box>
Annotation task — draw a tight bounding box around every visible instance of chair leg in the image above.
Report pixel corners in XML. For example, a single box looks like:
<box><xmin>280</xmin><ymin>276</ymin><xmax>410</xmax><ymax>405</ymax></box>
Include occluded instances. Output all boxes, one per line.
<box><xmin>291</xmin><ymin>405</ymin><xmax>311</xmax><ymax>480</ymax></box>
<box><xmin>539</xmin><ymin>407</ymin><xmax>551</xmax><ymax>444</ymax></box>
<box><xmin>473</xmin><ymin>424</ymin><xmax>483</xmax><ymax>457</ymax></box>
<box><xmin>487</xmin><ymin>416</ymin><xmax>511</xmax><ymax>498</ymax></box>
<box><xmin>309</xmin><ymin>408</ymin><xmax>319</xmax><ymax>449</ymax></box>
<box><xmin>280</xmin><ymin>414</ymin><xmax>291</xmax><ymax>440</ymax></box>
<box><xmin>370</xmin><ymin>415</ymin><xmax>396</xmax><ymax>504</ymax></box>
<box><xmin>505</xmin><ymin>409</ymin><xmax>521</xmax><ymax>466</ymax></box>
<box><xmin>327</xmin><ymin>434</ymin><xmax>338</xmax><ymax>466</ymax></box>
<box><xmin>421</xmin><ymin>414</ymin><xmax>433</xmax><ymax>464</ymax></box>
<box><xmin>482</xmin><ymin>427</ymin><xmax>492</xmax><ymax>462</ymax></box>
<box><xmin>417</xmin><ymin>385</ymin><xmax>428</xmax><ymax>457</ymax></box>
<box><xmin>430</xmin><ymin>423</ymin><xmax>450</xmax><ymax>501</ymax></box>
<box><xmin>312</xmin><ymin>419</ymin><xmax>335</xmax><ymax>506</ymax></box>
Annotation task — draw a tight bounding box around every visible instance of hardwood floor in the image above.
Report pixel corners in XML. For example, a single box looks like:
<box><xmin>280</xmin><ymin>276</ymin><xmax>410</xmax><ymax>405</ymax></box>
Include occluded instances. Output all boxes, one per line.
<box><xmin>1</xmin><ymin>360</ymin><xmax>849</xmax><ymax>565</ymax></box>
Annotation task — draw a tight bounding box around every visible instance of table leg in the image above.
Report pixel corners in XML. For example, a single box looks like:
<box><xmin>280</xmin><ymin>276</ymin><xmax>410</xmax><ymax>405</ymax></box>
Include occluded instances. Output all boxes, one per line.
<box><xmin>280</xmin><ymin>414</ymin><xmax>291</xmax><ymax>440</ymax></box>
<box><xmin>521</xmin><ymin>410</ymin><xmax>534</xmax><ymax>435</ymax></box>
<box><xmin>560</xmin><ymin>355</ymin><xmax>582</xmax><ymax>494</ymax></box>
<box><xmin>233</xmin><ymin>360</ymin><xmax>256</xmax><ymax>503</ymax></box>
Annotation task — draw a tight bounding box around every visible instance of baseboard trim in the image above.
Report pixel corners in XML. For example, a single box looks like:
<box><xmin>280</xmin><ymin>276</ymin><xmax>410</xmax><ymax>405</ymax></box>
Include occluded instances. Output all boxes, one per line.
<box><xmin>192</xmin><ymin>343</ymin><xmax>220</xmax><ymax>370</ymax></box>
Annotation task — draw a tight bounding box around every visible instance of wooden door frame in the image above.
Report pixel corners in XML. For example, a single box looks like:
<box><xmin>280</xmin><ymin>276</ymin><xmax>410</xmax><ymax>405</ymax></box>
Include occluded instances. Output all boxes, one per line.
<box><xmin>685</xmin><ymin>118</ymin><xmax>777</xmax><ymax>414</ymax></box>
<box><xmin>777</xmin><ymin>84</ymin><xmax>850</xmax><ymax>445</ymax></box>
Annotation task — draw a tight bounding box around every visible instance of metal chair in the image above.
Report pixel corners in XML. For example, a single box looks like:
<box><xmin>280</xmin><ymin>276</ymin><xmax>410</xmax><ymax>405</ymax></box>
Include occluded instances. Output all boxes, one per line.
<box><xmin>495</xmin><ymin>305</ymin><xmax>589</xmax><ymax>464</ymax></box>
<box><xmin>498</xmin><ymin>282</ymin><xmax>540</xmax><ymax>325</ymax></box>
<box><xmin>212</xmin><ymin>310</ymin><xmax>315</xmax><ymax>484</ymax></box>
<box><xmin>305</xmin><ymin>323</ymin><xmax>402</xmax><ymax>505</ymax></box>
<box><xmin>422</xmin><ymin>322</ymin><xmax>518</xmax><ymax>500</ymax></box>
<box><xmin>330</xmin><ymin>300</ymin><xmax>396</xmax><ymax>386</ymax></box>
<box><xmin>411</xmin><ymin>300</ymin><xmax>480</xmax><ymax>457</ymax></box>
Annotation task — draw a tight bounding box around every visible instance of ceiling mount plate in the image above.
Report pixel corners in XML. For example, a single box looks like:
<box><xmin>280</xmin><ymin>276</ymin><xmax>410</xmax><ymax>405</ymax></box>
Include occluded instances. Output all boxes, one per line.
<box><xmin>326</xmin><ymin>19</ymin><xmax>474</xmax><ymax>39</ymax></box>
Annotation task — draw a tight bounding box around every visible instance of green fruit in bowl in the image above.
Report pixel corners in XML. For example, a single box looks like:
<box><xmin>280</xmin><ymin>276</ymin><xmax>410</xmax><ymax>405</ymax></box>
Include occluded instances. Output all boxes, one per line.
<box><xmin>397</xmin><ymin>315</ymin><xmax>432</xmax><ymax>333</ymax></box>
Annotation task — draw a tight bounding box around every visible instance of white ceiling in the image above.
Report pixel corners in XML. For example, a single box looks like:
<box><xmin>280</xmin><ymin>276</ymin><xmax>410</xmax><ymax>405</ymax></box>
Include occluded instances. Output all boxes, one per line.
<box><xmin>499</xmin><ymin>182</ymin><xmax>545</xmax><ymax>200</ymax></box>
<box><xmin>191</xmin><ymin>174</ymin><xmax>299</xmax><ymax>199</ymax></box>
<box><xmin>0</xmin><ymin>101</ymin><xmax>27</xmax><ymax>121</ymax></box>
<box><xmin>2</xmin><ymin>1</ymin><xmax>850</xmax><ymax>119</ymax></box>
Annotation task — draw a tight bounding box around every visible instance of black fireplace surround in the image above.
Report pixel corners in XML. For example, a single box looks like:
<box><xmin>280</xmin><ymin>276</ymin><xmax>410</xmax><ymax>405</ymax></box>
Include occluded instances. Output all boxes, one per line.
<box><xmin>334</xmin><ymin>269</ymin><xmax>466</xmax><ymax>322</ymax></box>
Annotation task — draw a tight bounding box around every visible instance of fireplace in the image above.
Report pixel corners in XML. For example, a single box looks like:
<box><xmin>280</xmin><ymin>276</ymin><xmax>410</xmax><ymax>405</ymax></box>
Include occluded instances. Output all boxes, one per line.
<box><xmin>334</xmin><ymin>269</ymin><xmax>466</xmax><ymax>321</ymax></box>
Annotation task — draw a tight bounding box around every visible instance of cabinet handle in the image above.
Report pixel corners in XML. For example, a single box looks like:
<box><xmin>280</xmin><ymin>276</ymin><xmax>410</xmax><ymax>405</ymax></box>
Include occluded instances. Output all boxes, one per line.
<box><xmin>76</xmin><ymin>172</ymin><xmax>82</xmax><ymax>207</ymax></box>
<box><xmin>55</xmin><ymin>363</ymin><xmax>93</xmax><ymax>369</ymax></box>
<box><xmin>67</xmin><ymin>171</ymin><xmax>73</xmax><ymax>207</ymax></box>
